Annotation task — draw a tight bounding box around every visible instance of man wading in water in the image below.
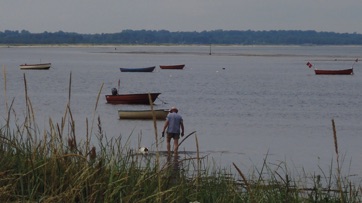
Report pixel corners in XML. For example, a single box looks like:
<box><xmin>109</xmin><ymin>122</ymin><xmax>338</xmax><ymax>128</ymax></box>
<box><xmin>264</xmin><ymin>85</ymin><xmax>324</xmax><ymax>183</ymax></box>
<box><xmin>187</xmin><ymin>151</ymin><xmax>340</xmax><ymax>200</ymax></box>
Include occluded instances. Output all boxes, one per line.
<box><xmin>162</xmin><ymin>107</ymin><xmax>184</xmax><ymax>155</ymax></box>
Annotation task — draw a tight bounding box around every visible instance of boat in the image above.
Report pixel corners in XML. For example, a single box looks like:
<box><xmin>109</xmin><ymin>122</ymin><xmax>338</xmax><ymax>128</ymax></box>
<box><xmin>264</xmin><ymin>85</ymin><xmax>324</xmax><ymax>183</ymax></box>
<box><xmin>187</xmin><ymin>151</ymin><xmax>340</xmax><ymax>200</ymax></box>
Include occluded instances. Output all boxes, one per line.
<box><xmin>19</xmin><ymin>63</ymin><xmax>51</xmax><ymax>70</ymax></box>
<box><xmin>118</xmin><ymin>109</ymin><xmax>169</xmax><ymax>119</ymax></box>
<box><xmin>159</xmin><ymin>64</ymin><xmax>185</xmax><ymax>70</ymax></box>
<box><xmin>306</xmin><ymin>59</ymin><xmax>357</xmax><ymax>75</ymax></box>
<box><xmin>120</xmin><ymin>66</ymin><xmax>155</xmax><ymax>72</ymax></box>
<box><xmin>314</xmin><ymin>68</ymin><xmax>353</xmax><ymax>75</ymax></box>
<box><xmin>105</xmin><ymin>91</ymin><xmax>161</xmax><ymax>104</ymax></box>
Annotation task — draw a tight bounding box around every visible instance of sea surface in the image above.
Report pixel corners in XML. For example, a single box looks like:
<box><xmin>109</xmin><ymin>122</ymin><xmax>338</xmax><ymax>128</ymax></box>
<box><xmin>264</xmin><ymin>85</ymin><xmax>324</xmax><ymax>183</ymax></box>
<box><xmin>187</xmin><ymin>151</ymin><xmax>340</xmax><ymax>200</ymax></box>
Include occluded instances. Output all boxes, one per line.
<box><xmin>1</xmin><ymin>45</ymin><xmax>362</xmax><ymax>183</ymax></box>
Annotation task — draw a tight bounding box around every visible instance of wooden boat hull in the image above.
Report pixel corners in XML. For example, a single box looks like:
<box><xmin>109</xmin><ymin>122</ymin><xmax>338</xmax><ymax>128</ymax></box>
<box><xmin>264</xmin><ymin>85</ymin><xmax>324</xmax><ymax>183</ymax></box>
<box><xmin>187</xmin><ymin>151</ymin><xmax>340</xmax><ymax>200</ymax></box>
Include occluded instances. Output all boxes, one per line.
<box><xmin>19</xmin><ymin>63</ymin><xmax>51</xmax><ymax>70</ymax></box>
<box><xmin>118</xmin><ymin>109</ymin><xmax>169</xmax><ymax>120</ymax></box>
<box><xmin>120</xmin><ymin>66</ymin><xmax>155</xmax><ymax>72</ymax></box>
<box><xmin>105</xmin><ymin>93</ymin><xmax>161</xmax><ymax>104</ymax></box>
<box><xmin>159</xmin><ymin>64</ymin><xmax>185</xmax><ymax>70</ymax></box>
<box><xmin>314</xmin><ymin>68</ymin><xmax>353</xmax><ymax>75</ymax></box>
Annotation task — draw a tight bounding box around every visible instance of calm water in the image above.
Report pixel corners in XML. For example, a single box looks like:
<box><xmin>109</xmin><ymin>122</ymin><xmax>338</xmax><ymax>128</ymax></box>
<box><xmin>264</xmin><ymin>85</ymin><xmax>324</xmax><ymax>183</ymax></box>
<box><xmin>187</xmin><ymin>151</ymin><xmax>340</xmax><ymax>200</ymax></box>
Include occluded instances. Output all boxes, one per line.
<box><xmin>1</xmin><ymin>45</ymin><xmax>362</xmax><ymax>181</ymax></box>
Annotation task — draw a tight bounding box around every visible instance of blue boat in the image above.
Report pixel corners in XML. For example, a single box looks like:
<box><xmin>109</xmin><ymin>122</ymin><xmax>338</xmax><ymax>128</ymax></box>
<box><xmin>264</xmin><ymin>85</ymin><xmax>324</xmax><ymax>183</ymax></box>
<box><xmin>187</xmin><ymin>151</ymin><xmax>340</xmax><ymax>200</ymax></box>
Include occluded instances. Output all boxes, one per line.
<box><xmin>120</xmin><ymin>66</ymin><xmax>155</xmax><ymax>72</ymax></box>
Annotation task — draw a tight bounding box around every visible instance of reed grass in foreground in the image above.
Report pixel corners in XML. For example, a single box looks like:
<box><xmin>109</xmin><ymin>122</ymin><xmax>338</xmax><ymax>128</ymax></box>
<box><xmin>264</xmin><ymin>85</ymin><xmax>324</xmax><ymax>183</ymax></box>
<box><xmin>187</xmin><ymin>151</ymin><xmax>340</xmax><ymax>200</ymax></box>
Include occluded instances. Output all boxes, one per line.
<box><xmin>0</xmin><ymin>70</ymin><xmax>361</xmax><ymax>202</ymax></box>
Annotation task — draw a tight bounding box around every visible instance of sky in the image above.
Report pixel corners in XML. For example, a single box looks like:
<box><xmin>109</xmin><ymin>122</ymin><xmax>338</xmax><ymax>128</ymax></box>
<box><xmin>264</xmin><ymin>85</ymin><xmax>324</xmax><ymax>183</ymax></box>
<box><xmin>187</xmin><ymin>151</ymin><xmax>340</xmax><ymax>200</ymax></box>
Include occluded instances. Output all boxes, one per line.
<box><xmin>1</xmin><ymin>0</ymin><xmax>361</xmax><ymax>34</ymax></box>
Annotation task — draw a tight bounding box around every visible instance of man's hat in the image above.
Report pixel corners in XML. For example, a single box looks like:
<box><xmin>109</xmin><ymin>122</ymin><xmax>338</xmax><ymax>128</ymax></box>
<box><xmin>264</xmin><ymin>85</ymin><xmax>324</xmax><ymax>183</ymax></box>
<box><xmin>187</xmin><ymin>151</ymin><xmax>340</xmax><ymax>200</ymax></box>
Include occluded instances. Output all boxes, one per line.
<box><xmin>170</xmin><ymin>106</ymin><xmax>178</xmax><ymax>113</ymax></box>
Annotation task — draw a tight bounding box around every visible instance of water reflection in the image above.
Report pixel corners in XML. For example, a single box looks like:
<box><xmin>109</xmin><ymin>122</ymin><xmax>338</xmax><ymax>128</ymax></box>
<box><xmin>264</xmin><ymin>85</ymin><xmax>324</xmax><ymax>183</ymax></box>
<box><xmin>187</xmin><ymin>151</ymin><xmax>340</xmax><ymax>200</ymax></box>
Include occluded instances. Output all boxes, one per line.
<box><xmin>168</xmin><ymin>154</ymin><xmax>181</xmax><ymax>172</ymax></box>
<box><xmin>165</xmin><ymin>154</ymin><xmax>181</xmax><ymax>185</ymax></box>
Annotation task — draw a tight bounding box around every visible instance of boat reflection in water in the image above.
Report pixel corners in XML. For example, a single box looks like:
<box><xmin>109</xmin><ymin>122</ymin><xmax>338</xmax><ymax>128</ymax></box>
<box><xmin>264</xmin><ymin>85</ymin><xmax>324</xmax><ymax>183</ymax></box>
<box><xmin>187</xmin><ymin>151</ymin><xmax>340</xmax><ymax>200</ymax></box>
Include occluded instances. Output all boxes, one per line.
<box><xmin>118</xmin><ymin>109</ymin><xmax>169</xmax><ymax>120</ymax></box>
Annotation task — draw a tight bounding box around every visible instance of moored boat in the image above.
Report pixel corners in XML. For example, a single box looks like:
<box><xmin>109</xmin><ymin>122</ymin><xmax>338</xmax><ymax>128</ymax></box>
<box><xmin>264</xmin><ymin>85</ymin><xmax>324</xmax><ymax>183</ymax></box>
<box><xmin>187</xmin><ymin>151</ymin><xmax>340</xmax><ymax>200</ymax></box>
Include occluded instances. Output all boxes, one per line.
<box><xmin>118</xmin><ymin>109</ymin><xmax>169</xmax><ymax>119</ymax></box>
<box><xmin>105</xmin><ymin>91</ymin><xmax>161</xmax><ymax>104</ymax></box>
<box><xmin>314</xmin><ymin>68</ymin><xmax>353</xmax><ymax>75</ymax></box>
<box><xmin>306</xmin><ymin>60</ymin><xmax>357</xmax><ymax>75</ymax></box>
<box><xmin>159</xmin><ymin>64</ymin><xmax>185</xmax><ymax>70</ymax></box>
<box><xmin>19</xmin><ymin>63</ymin><xmax>51</xmax><ymax>70</ymax></box>
<box><xmin>120</xmin><ymin>66</ymin><xmax>155</xmax><ymax>72</ymax></box>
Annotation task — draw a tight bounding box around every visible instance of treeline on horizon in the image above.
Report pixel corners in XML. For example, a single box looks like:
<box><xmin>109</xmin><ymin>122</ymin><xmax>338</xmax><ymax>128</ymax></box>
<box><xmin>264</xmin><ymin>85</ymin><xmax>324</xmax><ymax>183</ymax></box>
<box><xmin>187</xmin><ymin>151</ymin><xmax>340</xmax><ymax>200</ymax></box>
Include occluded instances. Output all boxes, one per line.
<box><xmin>1</xmin><ymin>29</ymin><xmax>362</xmax><ymax>45</ymax></box>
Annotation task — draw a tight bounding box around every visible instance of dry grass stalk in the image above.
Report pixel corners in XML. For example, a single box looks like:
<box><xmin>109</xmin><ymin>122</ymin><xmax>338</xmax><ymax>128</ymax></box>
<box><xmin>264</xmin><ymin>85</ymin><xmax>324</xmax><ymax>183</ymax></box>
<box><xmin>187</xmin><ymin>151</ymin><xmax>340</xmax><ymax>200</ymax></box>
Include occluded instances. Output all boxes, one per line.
<box><xmin>89</xmin><ymin>82</ymin><xmax>103</xmax><ymax>154</ymax></box>
<box><xmin>89</xmin><ymin>146</ymin><xmax>96</xmax><ymax>161</ymax></box>
<box><xmin>2</xmin><ymin>65</ymin><xmax>8</xmax><ymax>115</ymax></box>
<box><xmin>2</xmin><ymin>67</ymin><xmax>14</xmax><ymax>134</ymax></box>
<box><xmin>233</xmin><ymin>162</ymin><xmax>255</xmax><ymax>203</ymax></box>
<box><xmin>195</xmin><ymin>134</ymin><xmax>200</xmax><ymax>184</ymax></box>
<box><xmin>332</xmin><ymin>119</ymin><xmax>344</xmax><ymax>202</ymax></box>
<box><xmin>148</xmin><ymin>92</ymin><xmax>162</xmax><ymax>203</ymax></box>
<box><xmin>332</xmin><ymin>119</ymin><xmax>339</xmax><ymax>157</ymax></box>
<box><xmin>21</xmin><ymin>74</ymin><xmax>39</xmax><ymax>143</ymax></box>
<box><xmin>68</xmin><ymin>137</ymin><xmax>76</xmax><ymax>152</ymax></box>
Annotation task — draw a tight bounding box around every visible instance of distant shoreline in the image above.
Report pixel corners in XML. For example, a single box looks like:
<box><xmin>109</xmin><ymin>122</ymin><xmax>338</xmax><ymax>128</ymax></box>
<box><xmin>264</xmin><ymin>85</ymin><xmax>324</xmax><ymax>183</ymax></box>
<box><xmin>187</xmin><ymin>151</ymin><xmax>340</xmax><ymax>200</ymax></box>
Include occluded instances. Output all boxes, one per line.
<box><xmin>2</xmin><ymin>44</ymin><xmax>361</xmax><ymax>59</ymax></box>
<box><xmin>2</xmin><ymin>44</ymin><xmax>362</xmax><ymax>48</ymax></box>
<box><xmin>2</xmin><ymin>30</ymin><xmax>362</xmax><ymax>45</ymax></box>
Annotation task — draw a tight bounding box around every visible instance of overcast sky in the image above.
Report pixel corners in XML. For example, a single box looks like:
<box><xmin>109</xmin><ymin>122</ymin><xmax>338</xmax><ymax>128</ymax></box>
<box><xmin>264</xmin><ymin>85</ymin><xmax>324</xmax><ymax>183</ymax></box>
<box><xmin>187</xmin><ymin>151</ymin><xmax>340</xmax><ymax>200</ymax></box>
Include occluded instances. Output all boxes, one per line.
<box><xmin>1</xmin><ymin>0</ymin><xmax>361</xmax><ymax>34</ymax></box>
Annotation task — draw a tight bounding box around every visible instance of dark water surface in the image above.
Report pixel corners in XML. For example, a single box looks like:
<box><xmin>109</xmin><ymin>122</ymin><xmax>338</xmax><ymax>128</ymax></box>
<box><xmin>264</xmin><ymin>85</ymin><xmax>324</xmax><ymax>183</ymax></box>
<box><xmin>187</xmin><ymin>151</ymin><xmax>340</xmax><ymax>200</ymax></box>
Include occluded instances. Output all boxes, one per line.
<box><xmin>1</xmin><ymin>45</ymin><xmax>362</xmax><ymax>181</ymax></box>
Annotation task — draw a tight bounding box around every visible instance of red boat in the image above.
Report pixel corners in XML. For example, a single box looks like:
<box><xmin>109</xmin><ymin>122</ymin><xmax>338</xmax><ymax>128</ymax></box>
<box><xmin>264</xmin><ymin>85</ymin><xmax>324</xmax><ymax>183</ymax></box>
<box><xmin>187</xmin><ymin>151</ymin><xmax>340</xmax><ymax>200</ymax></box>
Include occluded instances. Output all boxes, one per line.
<box><xmin>105</xmin><ymin>92</ymin><xmax>161</xmax><ymax>104</ymax></box>
<box><xmin>159</xmin><ymin>64</ymin><xmax>185</xmax><ymax>70</ymax></box>
<box><xmin>306</xmin><ymin>59</ymin><xmax>357</xmax><ymax>75</ymax></box>
<box><xmin>314</xmin><ymin>68</ymin><xmax>353</xmax><ymax>75</ymax></box>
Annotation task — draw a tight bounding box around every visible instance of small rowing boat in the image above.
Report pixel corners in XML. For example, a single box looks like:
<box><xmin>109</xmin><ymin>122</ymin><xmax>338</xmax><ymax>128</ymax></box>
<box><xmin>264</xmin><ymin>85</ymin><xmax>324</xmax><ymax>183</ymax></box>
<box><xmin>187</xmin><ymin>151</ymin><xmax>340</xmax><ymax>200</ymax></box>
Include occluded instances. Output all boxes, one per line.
<box><xmin>120</xmin><ymin>66</ymin><xmax>155</xmax><ymax>72</ymax></box>
<box><xmin>314</xmin><ymin>68</ymin><xmax>353</xmax><ymax>75</ymax></box>
<box><xmin>105</xmin><ymin>92</ymin><xmax>161</xmax><ymax>104</ymax></box>
<box><xmin>306</xmin><ymin>60</ymin><xmax>357</xmax><ymax>75</ymax></box>
<box><xmin>19</xmin><ymin>63</ymin><xmax>51</xmax><ymax>70</ymax></box>
<box><xmin>159</xmin><ymin>64</ymin><xmax>185</xmax><ymax>70</ymax></box>
<box><xmin>118</xmin><ymin>109</ymin><xmax>169</xmax><ymax>119</ymax></box>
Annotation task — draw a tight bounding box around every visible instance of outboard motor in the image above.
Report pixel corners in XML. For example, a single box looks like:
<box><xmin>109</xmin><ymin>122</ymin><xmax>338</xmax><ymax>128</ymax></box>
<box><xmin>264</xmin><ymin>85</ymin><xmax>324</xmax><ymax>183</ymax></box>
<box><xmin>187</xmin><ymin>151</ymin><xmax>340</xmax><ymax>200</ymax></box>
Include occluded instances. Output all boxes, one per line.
<box><xmin>111</xmin><ymin>88</ymin><xmax>118</xmax><ymax>95</ymax></box>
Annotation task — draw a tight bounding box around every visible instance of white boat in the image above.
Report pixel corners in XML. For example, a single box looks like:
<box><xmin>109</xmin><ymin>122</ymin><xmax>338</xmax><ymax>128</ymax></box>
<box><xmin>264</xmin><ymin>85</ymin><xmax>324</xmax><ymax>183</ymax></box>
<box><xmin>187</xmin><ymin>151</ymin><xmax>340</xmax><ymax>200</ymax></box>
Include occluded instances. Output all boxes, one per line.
<box><xmin>19</xmin><ymin>63</ymin><xmax>51</xmax><ymax>70</ymax></box>
<box><xmin>118</xmin><ymin>109</ymin><xmax>169</xmax><ymax>120</ymax></box>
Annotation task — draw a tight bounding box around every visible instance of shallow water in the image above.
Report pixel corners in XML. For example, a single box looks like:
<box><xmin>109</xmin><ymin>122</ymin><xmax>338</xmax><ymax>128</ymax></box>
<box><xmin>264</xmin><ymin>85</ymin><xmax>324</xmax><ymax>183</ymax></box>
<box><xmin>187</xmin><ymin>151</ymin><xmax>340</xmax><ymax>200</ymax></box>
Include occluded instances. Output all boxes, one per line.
<box><xmin>1</xmin><ymin>45</ymin><xmax>361</xmax><ymax>182</ymax></box>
